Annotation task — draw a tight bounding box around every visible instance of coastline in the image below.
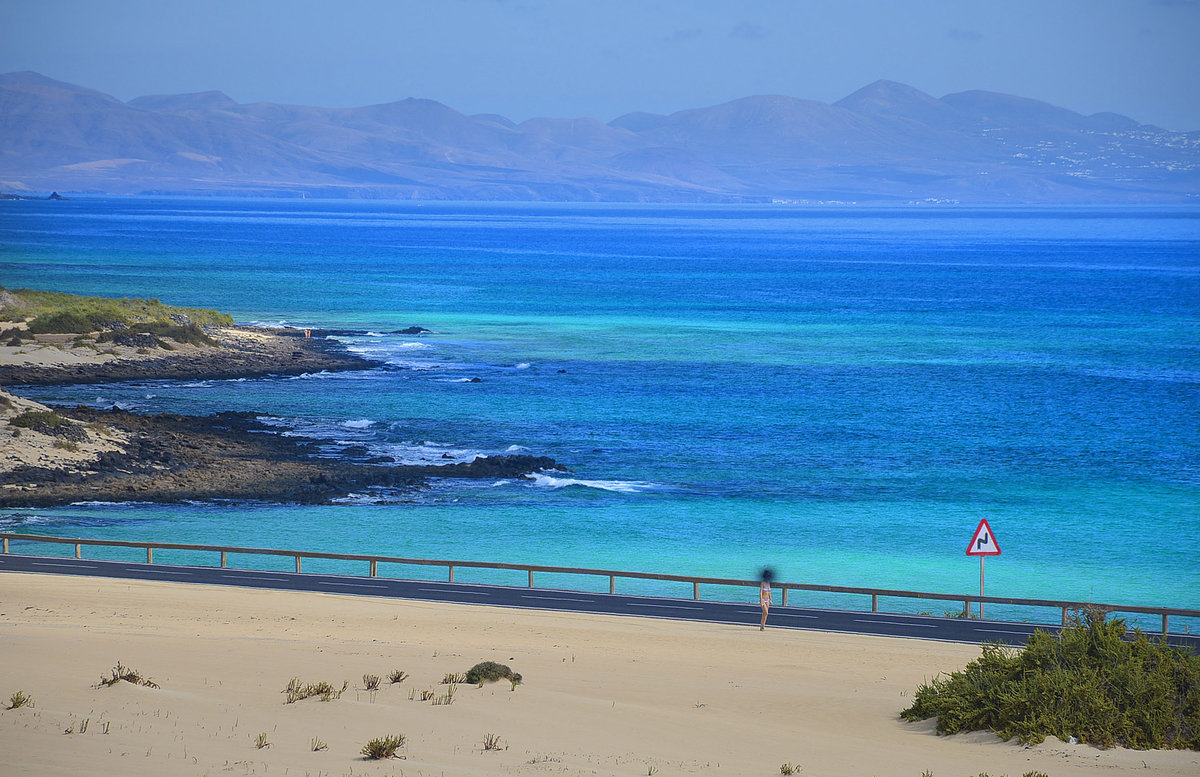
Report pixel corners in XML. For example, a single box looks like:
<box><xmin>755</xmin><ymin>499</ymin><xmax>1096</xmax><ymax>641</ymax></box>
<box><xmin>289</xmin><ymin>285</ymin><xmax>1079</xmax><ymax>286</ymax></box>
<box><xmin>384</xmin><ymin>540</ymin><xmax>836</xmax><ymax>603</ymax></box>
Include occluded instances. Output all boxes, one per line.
<box><xmin>2</xmin><ymin>571</ymin><xmax>1195</xmax><ymax>777</ymax></box>
<box><xmin>0</xmin><ymin>323</ymin><xmax>559</xmax><ymax>506</ymax></box>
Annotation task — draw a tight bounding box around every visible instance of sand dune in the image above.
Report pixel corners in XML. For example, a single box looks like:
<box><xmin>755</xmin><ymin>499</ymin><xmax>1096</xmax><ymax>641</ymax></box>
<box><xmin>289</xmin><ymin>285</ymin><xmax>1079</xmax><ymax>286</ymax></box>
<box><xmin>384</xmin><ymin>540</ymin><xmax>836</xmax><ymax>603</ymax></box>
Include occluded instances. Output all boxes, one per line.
<box><xmin>1</xmin><ymin>572</ymin><xmax>1195</xmax><ymax>776</ymax></box>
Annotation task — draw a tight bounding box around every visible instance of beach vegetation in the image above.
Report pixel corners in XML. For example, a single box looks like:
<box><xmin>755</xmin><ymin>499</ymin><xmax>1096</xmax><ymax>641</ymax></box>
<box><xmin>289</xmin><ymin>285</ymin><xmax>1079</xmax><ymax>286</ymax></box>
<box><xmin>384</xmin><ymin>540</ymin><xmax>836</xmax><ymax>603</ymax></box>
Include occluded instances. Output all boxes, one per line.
<box><xmin>53</xmin><ymin>439</ymin><xmax>81</xmax><ymax>452</ymax></box>
<box><xmin>387</xmin><ymin>669</ymin><xmax>408</xmax><ymax>684</ymax></box>
<box><xmin>901</xmin><ymin>609</ymin><xmax>1200</xmax><ymax>750</ymax></box>
<box><xmin>463</xmin><ymin>661</ymin><xmax>522</xmax><ymax>687</ymax></box>
<box><xmin>482</xmin><ymin>732</ymin><xmax>506</xmax><ymax>751</ymax></box>
<box><xmin>1</xmin><ymin>287</ymin><xmax>233</xmax><ymax>330</ymax></box>
<box><xmin>442</xmin><ymin>672</ymin><xmax>466</xmax><ymax>684</ymax></box>
<box><xmin>283</xmin><ymin>677</ymin><xmax>347</xmax><ymax>703</ymax></box>
<box><xmin>10</xmin><ymin>410</ymin><xmax>90</xmax><ymax>442</ymax></box>
<box><xmin>97</xmin><ymin>662</ymin><xmax>159</xmax><ymax>689</ymax></box>
<box><xmin>361</xmin><ymin>733</ymin><xmax>406</xmax><ymax>759</ymax></box>
<box><xmin>7</xmin><ymin>690</ymin><xmax>33</xmax><ymax>709</ymax></box>
<box><xmin>12</xmin><ymin>410</ymin><xmax>68</xmax><ymax>431</ymax></box>
<box><xmin>779</xmin><ymin>763</ymin><xmax>797</xmax><ymax>775</ymax></box>
<box><xmin>311</xmin><ymin>736</ymin><xmax>328</xmax><ymax>752</ymax></box>
<box><xmin>253</xmin><ymin>731</ymin><xmax>270</xmax><ymax>749</ymax></box>
<box><xmin>362</xmin><ymin>673</ymin><xmax>381</xmax><ymax>691</ymax></box>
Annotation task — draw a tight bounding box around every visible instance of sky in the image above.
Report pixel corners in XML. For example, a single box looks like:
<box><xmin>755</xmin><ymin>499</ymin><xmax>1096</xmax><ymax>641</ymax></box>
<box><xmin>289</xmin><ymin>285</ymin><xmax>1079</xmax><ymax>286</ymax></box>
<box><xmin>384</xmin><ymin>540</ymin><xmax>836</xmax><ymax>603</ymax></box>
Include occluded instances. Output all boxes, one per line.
<box><xmin>3</xmin><ymin>0</ymin><xmax>1199</xmax><ymax>130</ymax></box>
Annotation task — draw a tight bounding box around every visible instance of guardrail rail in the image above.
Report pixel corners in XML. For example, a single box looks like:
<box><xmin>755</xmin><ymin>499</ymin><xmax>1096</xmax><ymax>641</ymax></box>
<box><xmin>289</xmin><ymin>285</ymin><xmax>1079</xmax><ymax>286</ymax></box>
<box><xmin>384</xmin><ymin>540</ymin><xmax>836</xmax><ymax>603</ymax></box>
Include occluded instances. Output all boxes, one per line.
<box><xmin>2</xmin><ymin>532</ymin><xmax>1196</xmax><ymax>635</ymax></box>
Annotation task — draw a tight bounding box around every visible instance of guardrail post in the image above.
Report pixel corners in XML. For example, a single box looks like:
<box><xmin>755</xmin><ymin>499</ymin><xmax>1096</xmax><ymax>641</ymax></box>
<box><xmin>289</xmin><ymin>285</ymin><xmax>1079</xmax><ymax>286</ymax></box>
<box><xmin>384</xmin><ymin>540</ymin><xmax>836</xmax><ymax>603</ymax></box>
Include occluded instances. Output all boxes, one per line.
<box><xmin>609</xmin><ymin>575</ymin><xmax>615</xmax><ymax>595</ymax></box>
<box><xmin>963</xmin><ymin>600</ymin><xmax>970</xmax><ymax>618</ymax></box>
<box><xmin>693</xmin><ymin>582</ymin><xmax>700</xmax><ymax>601</ymax></box>
<box><xmin>369</xmin><ymin>560</ymin><xmax>377</xmax><ymax>578</ymax></box>
<box><xmin>528</xmin><ymin>570</ymin><xmax>534</xmax><ymax>588</ymax></box>
<box><xmin>871</xmin><ymin>594</ymin><xmax>878</xmax><ymax>613</ymax></box>
<box><xmin>295</xmin><ymin>555</ymin><xmax>302</xmax><ymax>574</ymax></box>
<box><xmin>74</xmin><ymin>543</ymin><xmax>81</xmax><ymax>559</ymax></box>
<box><xmin>146</xmin><ymin>547</ymin><xmax>153</xmax><ymax>564</ymax></box>
<box><xmin>2</xmin><ymin>537</ymin><xmax>7</xmax><ymax>553</ymax></box>
<box><xmin>220</xmin><ymin>551</ymin><xmax>227</xmax><ymax>568</ymax></box>
<box><xmin>782</xmin><ymin>587</ymin><xmax>788</xmax><ymax>607</ymax></box>
<box><xmin>1061</xmin><ymin>607</ymin><xmax>1068</xmax><ymax>626</ymax></box>
<box><xmin>1162</xmin><ymin>614</ymin><xmax>1169</xmax><ymax>636</ymax></box>
<box><xmin>448</xmin><ymin>565</ymin><xmax>454</xmax><ymax>583</ymax></box>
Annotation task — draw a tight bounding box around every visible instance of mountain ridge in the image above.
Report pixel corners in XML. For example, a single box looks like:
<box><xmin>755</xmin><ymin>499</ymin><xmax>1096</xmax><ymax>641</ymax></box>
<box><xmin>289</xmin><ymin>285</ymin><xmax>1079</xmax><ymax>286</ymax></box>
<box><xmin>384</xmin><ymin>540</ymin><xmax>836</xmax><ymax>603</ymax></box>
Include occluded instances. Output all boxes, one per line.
<box><xmin>1</xmin><ymin>72</ymin><xmax>1195</xmax><ymax>203</ymax></box>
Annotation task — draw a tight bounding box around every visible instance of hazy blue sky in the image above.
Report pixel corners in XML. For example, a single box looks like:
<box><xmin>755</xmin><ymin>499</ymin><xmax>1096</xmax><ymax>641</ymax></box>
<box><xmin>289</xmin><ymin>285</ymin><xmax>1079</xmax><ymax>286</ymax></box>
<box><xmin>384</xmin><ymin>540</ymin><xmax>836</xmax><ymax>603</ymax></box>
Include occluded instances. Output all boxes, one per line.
<box><xmin>3</xmin><ymin>0</ymin><xmax>1199</xmax><ymax>130</ymax></box>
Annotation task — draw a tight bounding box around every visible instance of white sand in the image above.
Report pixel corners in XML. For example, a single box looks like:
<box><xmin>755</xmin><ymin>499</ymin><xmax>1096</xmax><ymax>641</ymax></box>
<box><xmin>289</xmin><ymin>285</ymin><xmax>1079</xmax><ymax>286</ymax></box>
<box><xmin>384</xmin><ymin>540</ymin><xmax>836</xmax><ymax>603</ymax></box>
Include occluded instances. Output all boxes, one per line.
<box><xmin>1</xmin><ymin>572</ymin><xmax>1194</xmax><ymax>776</ymax></box>
<box><xmin>0</xmin><ymin>389</ymin><xmax>127</xmax><ymax>476</ymax></box>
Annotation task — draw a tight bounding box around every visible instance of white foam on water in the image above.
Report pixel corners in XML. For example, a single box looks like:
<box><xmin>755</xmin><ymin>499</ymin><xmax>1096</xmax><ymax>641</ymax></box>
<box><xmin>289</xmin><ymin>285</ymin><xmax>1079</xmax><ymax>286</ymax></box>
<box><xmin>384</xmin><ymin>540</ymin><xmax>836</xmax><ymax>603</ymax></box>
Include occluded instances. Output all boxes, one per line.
<box><xmin>342</xmin><ymin>419</ymin><xmax>375</xmax><ymax>429</ymax></box>
<box><xmin>526</xmin><ymin>474</ymin><xmax>663</xmax><ymax>494</ymax></box>
<box><xmin>505</xmin><ymin>445</ymin><xmax>530</xmax><ymax>453</ymax></box>
<box><xmin>515</xmin><ymin>362</ymin><xmax>531</xmax><ymax>369</ymax></box>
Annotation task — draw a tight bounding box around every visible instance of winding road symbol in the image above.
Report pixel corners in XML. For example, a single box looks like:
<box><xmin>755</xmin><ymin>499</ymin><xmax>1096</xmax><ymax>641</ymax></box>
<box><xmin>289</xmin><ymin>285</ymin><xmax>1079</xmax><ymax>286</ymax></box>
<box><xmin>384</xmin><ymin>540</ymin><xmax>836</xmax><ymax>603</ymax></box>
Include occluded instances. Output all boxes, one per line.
<box><xmin>966</xmin><ymin>518</ymin><xmax>1001</xmax><ymax>556</ymax></box>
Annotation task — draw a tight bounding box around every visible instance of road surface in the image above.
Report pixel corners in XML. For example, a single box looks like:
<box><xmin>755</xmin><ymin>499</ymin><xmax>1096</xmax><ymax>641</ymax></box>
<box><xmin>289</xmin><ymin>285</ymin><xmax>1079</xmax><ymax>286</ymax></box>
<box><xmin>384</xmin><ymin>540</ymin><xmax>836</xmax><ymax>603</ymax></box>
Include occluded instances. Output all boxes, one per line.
<box><xmin>2</xmin><ymin>553</ymin><xmax>1196</xmax><ymax>649</ymax></box>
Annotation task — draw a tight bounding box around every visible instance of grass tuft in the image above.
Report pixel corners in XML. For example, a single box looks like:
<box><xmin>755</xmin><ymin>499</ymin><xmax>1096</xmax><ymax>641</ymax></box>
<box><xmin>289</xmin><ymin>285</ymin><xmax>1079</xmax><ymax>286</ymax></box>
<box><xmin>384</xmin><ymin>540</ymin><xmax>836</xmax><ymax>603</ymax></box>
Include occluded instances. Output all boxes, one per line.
<box><xmin>7</xmin><ymin>690</ymin><xmax>33</xmax><ymax>709</ymax></box>
<box><xmin>97</xmin><ymin>662</ymin><xmax>159</xmax><ymax>689</ymax></box>
<box><xmin>253</xmin><ymin>732</ymin><xmax>270</xmax><ymax>749</ymax></box>
<box><xmin>901</xmin><ymin>609</ymin><xmax>1200</xmax><ymax>750</ymax></box>
<box><xmin>387</xmin><ymin>669</ymin><xmax>408</xmax><ymax>684</ymax></box>
<box><xmin>363</xmin><ymin>673</ymin><xmax>381</xmax><ymax>691</ymax></box>
<box><xmin>283</xmin><ymin>677</ymin><xmax>347</xmax><ymax>703</ymax></box>
<box><xmin>311</xmin><ymin>736</ymin><xmax>328</xmax><ymax>752</ymax></box>
<box><xmin>482</xmin><ymin>732</ymin><xmax>506</xmax><ymax>751</ymax></box>
<box><xmin>361</xmin><ymin>733</ymin><xmax>406</xmax><ymax>760</ymax></box>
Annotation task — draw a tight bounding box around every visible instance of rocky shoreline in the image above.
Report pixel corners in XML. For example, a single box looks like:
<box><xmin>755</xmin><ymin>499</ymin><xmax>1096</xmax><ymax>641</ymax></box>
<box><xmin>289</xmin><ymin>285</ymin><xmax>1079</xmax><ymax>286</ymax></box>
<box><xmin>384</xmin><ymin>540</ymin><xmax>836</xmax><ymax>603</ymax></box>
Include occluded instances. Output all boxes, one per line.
<box><xmin>0</xmin><ymin>325</ymin><xmax>378</xmax><ymax>386</ymax></box>
<box><xmin>1</xmin><ymin>406</ymin><xmax>559</xmax><ymax>507</ymax></box>
<box><xmin>1</xmin><ymin>325</ymin><xmax>562</xmax><ymax>506</ymax></box>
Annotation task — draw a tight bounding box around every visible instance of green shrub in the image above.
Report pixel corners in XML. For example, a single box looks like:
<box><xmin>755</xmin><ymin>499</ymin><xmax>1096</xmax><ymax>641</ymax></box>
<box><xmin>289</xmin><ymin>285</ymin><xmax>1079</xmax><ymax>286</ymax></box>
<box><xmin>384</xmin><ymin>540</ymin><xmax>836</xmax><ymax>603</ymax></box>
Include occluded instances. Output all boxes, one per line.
<box><xmin>10</xmin><ymin>410</ymin><xmax>89</xmax><ymax>442</ymax></box>
<box><xmin>464</xmin><ymin>661</ymin><xmax>522</xmax><ymax>686</ymax></box>
<box><xmin>361</xmin><ymin>733</ymin><xmax>406</xmax><ymax>759</ymax></box>
<box><xmin>27</xmin><ymin>310</ymin><xmax>102</xmax><ymax>334</ymax></box>
<box><xmin>0</xmin><ymin>287</ymin><xmax>234</xmax><ymax>328</ymax></box>
<box><xmin>901</xmin><ymin>611</ymin><xmax>1200</xmax><ymax>750</ymax></box>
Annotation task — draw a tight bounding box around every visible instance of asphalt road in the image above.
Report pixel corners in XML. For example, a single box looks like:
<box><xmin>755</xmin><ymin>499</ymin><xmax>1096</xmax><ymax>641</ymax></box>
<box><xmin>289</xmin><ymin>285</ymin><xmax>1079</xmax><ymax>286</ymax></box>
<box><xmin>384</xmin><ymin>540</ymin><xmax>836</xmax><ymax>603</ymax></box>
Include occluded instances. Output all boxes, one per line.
<box><xmin>3</xmin><ymin>553</ymin><xmax>1196</xmax><ymax>650</ymax></box>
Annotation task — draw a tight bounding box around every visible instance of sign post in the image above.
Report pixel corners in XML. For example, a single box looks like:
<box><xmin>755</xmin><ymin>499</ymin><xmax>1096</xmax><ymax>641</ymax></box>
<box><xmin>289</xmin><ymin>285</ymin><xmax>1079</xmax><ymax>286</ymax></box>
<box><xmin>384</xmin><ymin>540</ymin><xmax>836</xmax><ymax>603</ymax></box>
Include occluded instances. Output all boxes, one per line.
<box><xmin>965</xmin><ymin>518</ymin><xmax>1001</xmax><ymax>618</ymax></box>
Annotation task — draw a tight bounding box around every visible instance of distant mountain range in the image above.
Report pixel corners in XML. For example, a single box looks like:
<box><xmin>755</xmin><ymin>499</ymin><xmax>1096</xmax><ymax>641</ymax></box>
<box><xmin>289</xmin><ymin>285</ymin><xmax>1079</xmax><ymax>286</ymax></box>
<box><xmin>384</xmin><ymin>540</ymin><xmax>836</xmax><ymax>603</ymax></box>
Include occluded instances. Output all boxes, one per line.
<box><xmin>1</xmin><ymin>71</ymin><xmax>1196</xmax><ymax>203</ymax></box>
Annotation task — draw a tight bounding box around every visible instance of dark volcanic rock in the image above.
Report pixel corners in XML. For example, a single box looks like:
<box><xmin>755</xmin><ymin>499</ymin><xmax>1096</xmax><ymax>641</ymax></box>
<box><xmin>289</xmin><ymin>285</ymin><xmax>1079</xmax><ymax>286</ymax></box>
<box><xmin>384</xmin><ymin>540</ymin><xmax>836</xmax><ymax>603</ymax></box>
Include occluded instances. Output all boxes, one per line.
<box><xmin>0</xmin><ymin>326</ymin><xmax>379</xmax><ymax>386</ymax></box>
<box><xmin>0</xmin><ymin>406</ymin><xmax>563</xmax><ymax>507</ymax></box>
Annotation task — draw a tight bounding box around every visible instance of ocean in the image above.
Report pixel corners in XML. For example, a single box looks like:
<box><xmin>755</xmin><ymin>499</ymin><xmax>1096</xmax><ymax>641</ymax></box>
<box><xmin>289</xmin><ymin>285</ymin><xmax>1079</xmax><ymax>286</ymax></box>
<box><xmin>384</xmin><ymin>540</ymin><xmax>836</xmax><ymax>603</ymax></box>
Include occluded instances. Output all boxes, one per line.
<box><xmin>1</xmin><ymin>198</ymin><xmax>1197</xmax><ymax>629</ymax></box>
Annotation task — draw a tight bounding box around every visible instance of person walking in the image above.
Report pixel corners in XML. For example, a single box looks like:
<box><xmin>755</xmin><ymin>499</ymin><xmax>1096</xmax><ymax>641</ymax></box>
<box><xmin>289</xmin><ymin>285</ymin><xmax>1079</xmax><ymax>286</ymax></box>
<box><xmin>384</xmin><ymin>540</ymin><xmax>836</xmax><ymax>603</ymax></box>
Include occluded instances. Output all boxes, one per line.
<box><xmin>759</xmin><ymin>568</ymin><xmax>775</xmax><ymax>630</ymax></box>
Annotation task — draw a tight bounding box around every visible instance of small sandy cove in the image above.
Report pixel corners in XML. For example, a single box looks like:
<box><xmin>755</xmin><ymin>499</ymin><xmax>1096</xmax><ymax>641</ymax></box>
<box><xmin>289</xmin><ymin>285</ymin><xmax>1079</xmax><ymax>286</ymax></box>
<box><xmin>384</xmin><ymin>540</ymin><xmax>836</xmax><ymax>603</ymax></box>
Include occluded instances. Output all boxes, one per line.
<box><xmin>1</xmin><ymin>573</ymin><xmax>1194</xmax><ymax>777</ymax></box>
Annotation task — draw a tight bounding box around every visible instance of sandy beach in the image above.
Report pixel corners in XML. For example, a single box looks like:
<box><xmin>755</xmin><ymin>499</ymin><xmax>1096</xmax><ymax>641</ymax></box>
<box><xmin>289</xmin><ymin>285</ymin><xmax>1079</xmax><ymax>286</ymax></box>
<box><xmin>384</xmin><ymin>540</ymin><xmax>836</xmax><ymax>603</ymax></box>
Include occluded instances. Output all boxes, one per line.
<box><xmin>1</xmin><ymin>572</ymin><xmax>1195</xmax><ymax>777</ymax></box>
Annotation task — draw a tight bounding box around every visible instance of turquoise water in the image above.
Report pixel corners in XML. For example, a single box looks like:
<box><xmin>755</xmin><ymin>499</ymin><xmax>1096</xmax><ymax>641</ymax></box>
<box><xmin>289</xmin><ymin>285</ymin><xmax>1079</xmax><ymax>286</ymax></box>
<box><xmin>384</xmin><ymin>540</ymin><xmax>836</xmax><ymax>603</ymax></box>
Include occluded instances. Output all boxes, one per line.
<box><xmin>1</xmin><ymin>199</ymin><xmax>1197</xmax><ymax>627</ymax></box>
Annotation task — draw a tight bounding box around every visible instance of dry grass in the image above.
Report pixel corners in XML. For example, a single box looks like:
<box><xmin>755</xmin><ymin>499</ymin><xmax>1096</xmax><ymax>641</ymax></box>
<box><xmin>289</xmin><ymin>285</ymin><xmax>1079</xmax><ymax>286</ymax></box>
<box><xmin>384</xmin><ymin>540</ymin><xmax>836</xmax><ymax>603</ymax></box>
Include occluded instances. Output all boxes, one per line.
<box><xmin>96</xmin><ymin>662</ymin><xmax>158</xmax><ymax>689</ymax></box>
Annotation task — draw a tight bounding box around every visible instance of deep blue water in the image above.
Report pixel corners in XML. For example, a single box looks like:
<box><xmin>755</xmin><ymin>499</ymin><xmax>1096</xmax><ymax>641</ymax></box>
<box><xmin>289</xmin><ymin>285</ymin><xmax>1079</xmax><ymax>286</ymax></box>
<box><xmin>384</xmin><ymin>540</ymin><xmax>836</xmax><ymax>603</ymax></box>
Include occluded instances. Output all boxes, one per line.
<box><xmin>1</xmin><ymin>199</ymin><xmax>1197</xmax><ymax>627</ymax></box>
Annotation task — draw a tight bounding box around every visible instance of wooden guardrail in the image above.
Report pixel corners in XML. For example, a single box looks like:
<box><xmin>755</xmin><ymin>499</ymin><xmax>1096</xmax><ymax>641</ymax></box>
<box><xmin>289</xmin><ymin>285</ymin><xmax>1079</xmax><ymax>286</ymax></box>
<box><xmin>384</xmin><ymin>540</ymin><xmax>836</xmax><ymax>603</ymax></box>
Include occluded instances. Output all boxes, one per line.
<box><xmin>2</xmin><ymin>532</ymin><xmax>1196</xmax><ymax>635</ymax></box>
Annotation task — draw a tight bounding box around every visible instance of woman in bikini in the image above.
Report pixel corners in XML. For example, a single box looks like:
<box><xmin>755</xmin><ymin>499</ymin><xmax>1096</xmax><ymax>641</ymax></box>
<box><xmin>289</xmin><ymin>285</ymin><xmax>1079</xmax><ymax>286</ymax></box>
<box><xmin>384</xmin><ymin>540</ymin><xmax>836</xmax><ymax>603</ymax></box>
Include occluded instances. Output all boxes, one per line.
<box><xmin>759</xmin><ymin>568</ymin><xmax>775</xmax><ymax>630</ymax></box>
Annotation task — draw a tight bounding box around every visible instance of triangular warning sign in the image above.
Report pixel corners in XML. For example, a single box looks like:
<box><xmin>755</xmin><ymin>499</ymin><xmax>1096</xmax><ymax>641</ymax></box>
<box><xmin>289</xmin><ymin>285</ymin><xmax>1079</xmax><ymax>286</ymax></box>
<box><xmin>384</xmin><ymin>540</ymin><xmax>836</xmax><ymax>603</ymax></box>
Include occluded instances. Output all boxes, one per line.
<box><xmin>966</xmin><ymin>518</ymin><xmax>1001</xmax><ymax>556</ymax></box>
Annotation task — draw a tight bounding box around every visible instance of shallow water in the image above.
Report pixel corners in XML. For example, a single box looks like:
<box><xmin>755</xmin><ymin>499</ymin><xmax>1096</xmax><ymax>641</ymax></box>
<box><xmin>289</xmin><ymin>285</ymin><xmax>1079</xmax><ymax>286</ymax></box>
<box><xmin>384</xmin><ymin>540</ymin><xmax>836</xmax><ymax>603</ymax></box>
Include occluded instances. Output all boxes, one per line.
<box><xmin>1</xmin><ymin>199</ymin><xmax>1197</xmax><ymax>628</ymax></box>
